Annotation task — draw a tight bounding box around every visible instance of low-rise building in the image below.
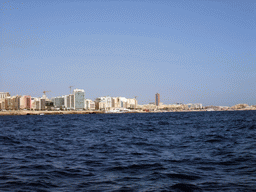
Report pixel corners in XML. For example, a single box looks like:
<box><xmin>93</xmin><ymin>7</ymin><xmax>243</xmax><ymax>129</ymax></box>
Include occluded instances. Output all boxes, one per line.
<box><xmin>84</xmin><ymin>99</ymin><xmax>95</xmax><ymax>110</ymax></box>
<box><xmin>187</xmin><ymin>103</ymin><xmax>203</xmax><ymax>110</ymax></box>
<box><xmin>127</xmin><ymin>98</ymin><xmax>137</xmax><ymax>109</ymax></box>
<box><xmin>96</xmin><ymin>96</ymin><xmax>138</xmax><ymax>111</ymax></box>
<box><xmin>0</xmin><ymin>92</ymin><xmax>10</xmax><ymax>99</ymax></box>
<box><xmin>95</xmin><ymin>96</ymin><xmax>112</xmax><ymax>110</ymax></box>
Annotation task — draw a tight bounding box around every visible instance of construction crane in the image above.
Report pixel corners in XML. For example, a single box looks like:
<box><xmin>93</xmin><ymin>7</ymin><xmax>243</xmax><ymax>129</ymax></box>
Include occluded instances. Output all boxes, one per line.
<box><xmin>43</xmin><ymin>91</ymin><xmax>51</xmax><ymax>99</ymax></box>
<box><xmin>69</xmin><ymin>86</ymin><xmax>74</xmax><ymax>94</ymax></box>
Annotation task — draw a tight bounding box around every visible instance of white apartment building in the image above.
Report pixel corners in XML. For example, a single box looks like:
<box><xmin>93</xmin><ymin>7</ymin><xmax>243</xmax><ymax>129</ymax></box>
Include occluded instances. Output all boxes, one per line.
<box><xmin>126</xmin><ymin>98</ymin><xmax>137</xmax><ymax>109</ymax></box>
<box><xmin>84</xmin><ymin>99</ymin><xmax>95</xmax><ymax>110</ymax></box>
<box><xmin>95</xmin><ymin>96</ymin><xmax>112</xmax><ymax>110</ymax></box>
<box><xmin>95</xmin><ymin>96</ymin><xmax>138</xmax><ymax>111</ymax></box>
<box><xmin>63</xmin><ymin>88</ymin><xmax>85</xmax><ymax>110</ymax></box>
<box><xmin>187</xmin><ymin>103</ymin><xmax>203</xmax><ymax>109</ymax></box>
<box><xmin>73</xmin><ymin>89</ymin><xmax>85</xmax><ymax>110</ymax></box>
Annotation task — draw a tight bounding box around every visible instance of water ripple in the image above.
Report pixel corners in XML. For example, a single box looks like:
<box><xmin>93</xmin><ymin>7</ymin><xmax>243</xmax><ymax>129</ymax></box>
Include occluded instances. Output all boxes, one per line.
<box><xmin>1</xmin><ymin>111</ymin><xmax>256</xmax><ymax>191</ymax></box>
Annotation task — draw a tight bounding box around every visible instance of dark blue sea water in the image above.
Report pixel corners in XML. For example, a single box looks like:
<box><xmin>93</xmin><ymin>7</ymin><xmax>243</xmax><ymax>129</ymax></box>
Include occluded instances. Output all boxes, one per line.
<box><xmin>1</xmin><ymin>111</ymin><xmax>256</xmax><ymax>192</ymax></box>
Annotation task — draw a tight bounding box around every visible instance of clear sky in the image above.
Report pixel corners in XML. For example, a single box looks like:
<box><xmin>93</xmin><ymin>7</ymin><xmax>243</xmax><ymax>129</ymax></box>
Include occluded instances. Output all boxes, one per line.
<box><xmin>1</xmin><ymin>0</ymin><xmax>255</xmax><ymax>106</ymax></box>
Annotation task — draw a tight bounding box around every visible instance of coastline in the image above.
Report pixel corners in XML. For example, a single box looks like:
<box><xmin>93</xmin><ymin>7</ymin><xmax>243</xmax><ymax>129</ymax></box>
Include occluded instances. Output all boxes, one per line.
<box><xmin>0</xmin><ymin>110</ymin><xmax>105</xmax><ymax>116</ymax></box>
<box><xmin>0</xmin><ymin>109</ymin><xmax>255</xmax><ymax>116</ymax></box>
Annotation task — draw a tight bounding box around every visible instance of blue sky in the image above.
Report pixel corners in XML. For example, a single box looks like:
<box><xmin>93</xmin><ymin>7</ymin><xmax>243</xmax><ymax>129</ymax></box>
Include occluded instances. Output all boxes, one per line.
<box><xmin>1</xmin><ymin>0</ymin><xmax>255</xmax><ymax>106</ymax></box>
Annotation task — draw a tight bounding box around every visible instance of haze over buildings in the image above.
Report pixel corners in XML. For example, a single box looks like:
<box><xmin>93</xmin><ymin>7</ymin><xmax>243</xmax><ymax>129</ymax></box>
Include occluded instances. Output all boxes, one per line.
<box><xmin>1</xmin><ymin>0</ymin><xmax>255</xmax><ymax>106</ymax></box>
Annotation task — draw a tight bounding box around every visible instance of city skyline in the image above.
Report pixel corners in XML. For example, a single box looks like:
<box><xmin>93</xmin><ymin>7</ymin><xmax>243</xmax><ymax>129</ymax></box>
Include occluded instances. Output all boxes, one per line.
<box><xmin>1</xmin><ymin>0</ymin><xmax>255</xmax><ymax>106</ymax></box>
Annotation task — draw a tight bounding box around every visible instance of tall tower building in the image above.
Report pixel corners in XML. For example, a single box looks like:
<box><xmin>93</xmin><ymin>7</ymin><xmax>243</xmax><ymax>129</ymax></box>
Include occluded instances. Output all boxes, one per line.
<box><xmin>155</xmin><ymin>93</ymin><xmax>160</xmax><ymax>106</ymax></box>
<box><xmin>73</xmin><ymin>88</ymin><xmax>85</xmax><ymax>110</ymax></box>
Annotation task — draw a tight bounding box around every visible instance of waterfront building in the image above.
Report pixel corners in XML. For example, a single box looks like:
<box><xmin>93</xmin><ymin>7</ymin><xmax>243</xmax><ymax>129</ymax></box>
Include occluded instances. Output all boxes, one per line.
<box><xmin>13</xmin><ymin>96</ymin><xmax>21</xmax><ymax>110</ymax></box>
<box><xmin>187</xmin><ymin>103</ymin><xmax>203</xmax><ymax>110</ymax></box>
<box><xmin>70</xmin><ymin>94</ymin><xmax>75</xmax><ymax>109</ymax></box>
<box><xmin>4</xmin><ymin>97</ymin><xmax>12</xmax><ymax>110</ymax></box>
<box><xmin>53</xmin><ymin>96</ymin><xmax>65</xmax><ymax>109</ymax></box>
<box><xmin>0</xmin><ymin>92</ymin><xmax>10</xmax><ymax>99</ymax></box>
<box><xmin>39</xmin><ymin>98</ymin><xmax>46</xmax><ymax>110</ymax></box>
<box><xmin>112</xmin><ymin>97</ymin><xmax>127</xmax><ymax>108</ymax></box>
<box><xmin>3</xmin><ymin>95</ymin><xmax>20</xmax><ymax>110</ymax></box>
<box><xmin>0</xmin><ymin>100</ymin><xmax>5</xmax><ymax>110</ymax></box>
<box><xmin>64</xmin><ymin>95</ymin><xmax>68</xmax><ymax>108</ymax></box>
<box><xmin>155</xmin><ymin>93</ymin><xmax>160</xmax><ymax>106</ymax></box>
<box><xmin>233</xmin><ymin>104</ymin><xmax>248</xmax><ymax>109</ymax></box>
<box><xmin>20</xmin><ymin>95</ymin><xmax>31</xmax><ymax>110</ymax></box>
<box><xmin>31</xmin><ymin>98</ymin><xmax>36</xmax><ymax>110</ymax></box>
<box><xmin>96</xmin><ymin>96</ymin><xmax>137</xmax><ymax>111</ymax></box>
<box><xmin>66</xmin><ymin>95</ymin><xmax>71</xmax><ymax>109</ymax></box>
<box><xmin>31</xmin><ymin>97</ymin><xmax>41</xmax><ymax>110</ymax></box>
<box><xmin>0</xmin><ymin>99</ymin><xmax>5</xmax><ymax>110</ymax></box>
<box><xmin>118</xmin><ymin>97</ymin><xmax>127</xmax><ymax>108</ymax></box>
<box><xmin>74</xmin><ymin>89</ymin><xmax>85</xmax><ymax>110</ymax></box>
<box><xmin>84</xmin><ymin>99</ymin><xmax>95</xmax><ymax>110</ymax></box>
<box><xmin>64</xmin><ymin>94</ymin><xmax>74</xmax><ymax>109</ymax></box>
<box><xmin>161</xmin><ymin>103</ymin><xmax>186</xmax><ymax>110</ymax></box>
<box><xmin>95</xmin><ymin>96</ymin><xmax>112</xmax><ymax>110</ymax></box>
<box><xmin>126</xmin><ymin>98</ymin><xmax>137</xmax><ymax>109</ymax></box>
<box><xmin>111</xmin><ymin>97</ymin><xmax>118</xmax><ymax>108</ymax></box>
<box><xmin>35</xmin><ymin>101</ymin><xmax>40</xmax><ymax>110</ymax></box>
<box><xmin>46</xmin><ymin>100</ymin><xmax>54</xmax><ymax>110</ymax></box>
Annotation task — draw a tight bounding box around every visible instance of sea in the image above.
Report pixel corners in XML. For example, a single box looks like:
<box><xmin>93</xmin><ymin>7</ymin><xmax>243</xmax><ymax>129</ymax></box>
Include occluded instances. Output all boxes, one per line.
<box><xmin>0</xmin><ymin>111</ymin><xmax>256</xmax><ymax>192</ymax></box>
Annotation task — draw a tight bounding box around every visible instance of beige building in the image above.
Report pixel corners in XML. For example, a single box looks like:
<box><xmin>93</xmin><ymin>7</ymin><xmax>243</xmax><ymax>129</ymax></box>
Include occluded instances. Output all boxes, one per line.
<box><xmin>138</xmin><ymin>104</ymin><xmax>157</xmax><ymax>110</ymax></box>
<box><xmin>231</xmin><ymin>104</ymin><xmax>249</xmax><ymax>110</ymax></box>
<box><xmin>95</xmin><ymin>96</ymin><xmax>112</xmax><ymax>110</ymax></box>
<box><xmin>95</xmin><ymin>96</ymin><xmax>138</xmax><ymax>111</ymax></box>
<box><xmin>0</xmin><ymin>99</ymin><xmax>5</xmax><ymax>110</ymax></box>
<box><xmin>39</xmin><ymin>98</ymin><xmax>46</xmax><ymax>110</ymax></box>
<box><xmin>84</xmin><ymin>99</ymin><xmax>95</xmax><ymax>110</ymax></box>
<box><xmin>12</xmin><ymin>96</ymin><xmax>21</xmax><ymax>110</ymax></box>
<box><xmin>20</xmin><ymin>95</ymin><xmax>32</xmax><ymax>109</ymax></box>
<box><xmin>111</xmin><ymin>97</ymin><xmax>127</xmax><ymax>108</ymax></box>
<box><xmin>31</xmin><ymin>97</ymin><xmax>40</xmax><ymax>110</ymax></box>
<box><xmin>0</xmin><ymin>92</ymin><xmax>10</xmax><ymax>99</ymax></box>
<box><xmin>2</xmin><ymin>95</ymin><xmax>21</xmax><ymax>110</ymax></box>
<box><xmin>126</xmin><ymin>98</ymin><xmax>137</xmax><ymax>109</ymax></box>
<box><xmin>4</xmin><ymin>97</ymin><xmax>12</xmax><ymax>110</ymax></box>
<box><xmin>95</xmin><ymin>97</ymin><xmax>138</xmax><ymax>110</ymax></box>
<box><xmin>0</xmin><ymin>92</ymin><xmax>10</xmax><ymax>110</ymax></box>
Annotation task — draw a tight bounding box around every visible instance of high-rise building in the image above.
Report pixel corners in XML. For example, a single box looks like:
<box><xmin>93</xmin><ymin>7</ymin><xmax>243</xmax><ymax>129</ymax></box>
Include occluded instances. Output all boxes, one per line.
<box><xmin>65</xmin><ymin>94</ymin><xmax>74</xmax><ymax>109</ymax></box>
<box><xmin>155</xmin><ymin>93</ymin><xmax>160</xmax><ymax>106</ymax></box>
<box><xmin>20</xmin><ymin>95</ymin><xmax>31</xmax><ymax>109</ymax></box>
<box><xmin>73</xmin><ymin>89</ymin><xmax>85</xmax><ymax>110</ymax></box>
